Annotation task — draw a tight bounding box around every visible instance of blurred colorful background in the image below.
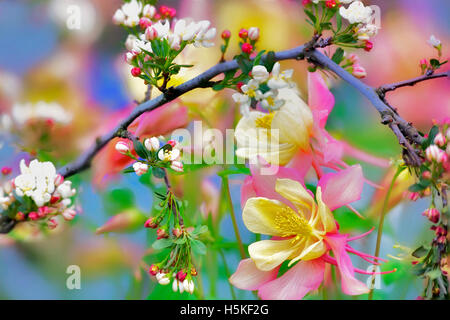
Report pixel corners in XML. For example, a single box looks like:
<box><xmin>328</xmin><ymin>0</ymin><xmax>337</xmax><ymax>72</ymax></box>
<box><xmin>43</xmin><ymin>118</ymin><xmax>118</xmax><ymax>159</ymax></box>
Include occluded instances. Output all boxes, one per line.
<box><xmin>0</xmin><ymin>0</ymin><xmax>448</xmax><ymax>299</ymax></box>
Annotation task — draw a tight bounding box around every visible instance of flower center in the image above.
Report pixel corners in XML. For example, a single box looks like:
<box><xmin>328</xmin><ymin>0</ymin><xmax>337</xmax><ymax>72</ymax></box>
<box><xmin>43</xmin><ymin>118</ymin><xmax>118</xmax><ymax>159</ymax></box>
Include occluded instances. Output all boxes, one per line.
<box><xmin>274</xmin><ymin>206</ymin><xmax>313</xmax><ymax>239</ymax></box>
<box><xmin>255</xmin><ymin>113</ymin><xmax>275</xmax><ymax>129</ymax></box>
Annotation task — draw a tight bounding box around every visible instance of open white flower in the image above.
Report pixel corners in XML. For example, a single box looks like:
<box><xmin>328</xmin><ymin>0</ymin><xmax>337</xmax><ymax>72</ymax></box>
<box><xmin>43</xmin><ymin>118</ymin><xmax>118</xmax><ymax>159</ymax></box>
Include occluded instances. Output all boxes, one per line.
<box><xmin>56</xmin><ymin>181</ymin><xmax>76</xmax><ymax>199</ymax></box>
<box><xmin>339</xmin><ymin>1</ymin><xmax>373</xmax><ymax>25</ymax></box>
<box><xmin>260</xmin><ymin>91</ymin><xmax>285</xmax><ymax>111</ymax></box>
<box><xmin>193</xmin><ymin>20</ymin><xmax>216</xmax><ymax>48</ymax></box>
<box><xmin>119</xmin><ymin>0</ymin><xmax>143</xmax><ymax>27</ymax></box>
<box><xmin>173</xmin><ymin>19</ymin><xmax>200</xmax><ymax>42</ymax></box>
<box><xmin>428</xmin><ymin>35</ymin><xmax>441</xmax><ymax>48</ymax></box>
<box><xmin>15</xmin><ymin>159</ymin><xmax>57</xmax><ymax>207</ymax></box>
<box><xmin>267</xmin><ymin>62</ymin><xmax>293</xmax><ymax>90</ymax></box>
<box><xmin>153</xmin><ymin>20</ymin><xmax>171</xmax><ymax>39</ymax></box>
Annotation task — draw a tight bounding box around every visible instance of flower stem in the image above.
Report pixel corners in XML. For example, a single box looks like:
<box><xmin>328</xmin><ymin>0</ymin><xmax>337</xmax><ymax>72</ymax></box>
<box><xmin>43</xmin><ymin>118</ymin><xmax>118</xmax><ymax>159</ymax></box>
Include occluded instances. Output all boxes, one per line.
<box><xmin>222</xmin><ymin>177</ymin><xmax>247</xmax><ymax>260</ymax></box>
<box><xmin>368</xmin><ymin>166</ymin><xmax>404</xmax><ymax>300</ymax></box>
<box><xmin>219</xmin><ymin>249</ymin><xmax>237</xmax><ymax>300</ymax></box>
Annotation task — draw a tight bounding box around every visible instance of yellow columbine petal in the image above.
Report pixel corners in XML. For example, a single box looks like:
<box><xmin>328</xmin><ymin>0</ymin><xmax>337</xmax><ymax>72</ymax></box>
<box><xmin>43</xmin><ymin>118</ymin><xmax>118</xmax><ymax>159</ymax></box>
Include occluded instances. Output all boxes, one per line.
<box><xmin>315</xmin><ymin>187</ymin><xmax>337</xmax><ymax>233</ymax></box>
<box><xmin>275</xmin><ymin>179</ymin><xmax>315</xmax><ymax>216</ymax></box>
<box><xmin>288</xmin><ymin>239</ymin><xmax>327</xmax><ymax>266</ymax></box>
<box><xmin>270</xmin><ymin>88</ymin><xmax>313</xmax><ymax>151</ymax></box>
<box><xmin>243</xmin><ymin>198</ymin><xmax>297</xmax><ymax>237</ymax></box>
<box><xmin>249</xmin><ymin>239</ymin><xmax>302</xmax><ymax>271</ymax></box>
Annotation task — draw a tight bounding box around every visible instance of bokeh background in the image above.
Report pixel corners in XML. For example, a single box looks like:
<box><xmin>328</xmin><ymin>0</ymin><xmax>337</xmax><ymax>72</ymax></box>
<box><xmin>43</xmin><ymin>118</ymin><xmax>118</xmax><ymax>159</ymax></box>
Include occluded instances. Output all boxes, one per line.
<box><xmin>0</xmin><ymin>0</ymin><xmax>449</xmax><ymax>299</ymax></box>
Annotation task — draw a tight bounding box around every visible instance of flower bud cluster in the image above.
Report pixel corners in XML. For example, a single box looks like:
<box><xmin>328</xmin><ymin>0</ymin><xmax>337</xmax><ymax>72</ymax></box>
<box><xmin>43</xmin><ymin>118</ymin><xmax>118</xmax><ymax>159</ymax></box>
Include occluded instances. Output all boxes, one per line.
<box><xmin>115</xmin><ymin>137</ymin><xmax>184</xmax><ymax>176</ymax></box>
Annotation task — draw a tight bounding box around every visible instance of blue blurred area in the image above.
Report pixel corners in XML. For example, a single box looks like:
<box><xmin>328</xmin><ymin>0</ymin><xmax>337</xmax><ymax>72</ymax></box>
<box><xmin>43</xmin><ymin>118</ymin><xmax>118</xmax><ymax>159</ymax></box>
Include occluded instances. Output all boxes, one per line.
<box><xmin>0</xmin><ymin>1</ymin><xmax>57</xmax><ymax>75</ymax></box>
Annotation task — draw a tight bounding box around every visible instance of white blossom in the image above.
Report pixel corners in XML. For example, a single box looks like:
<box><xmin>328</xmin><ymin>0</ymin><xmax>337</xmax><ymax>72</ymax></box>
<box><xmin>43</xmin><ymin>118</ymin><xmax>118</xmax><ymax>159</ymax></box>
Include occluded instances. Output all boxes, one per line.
<box><xmin>339</xmin><ymin>1</ymin><xmax>373</xmax><ymax>25</ymax></box>
<box><xmin>428</xmin><ymin>35</ymin><xmax>441</xmax><ymax>48</ymax></box>
<box><xmin>56</xmin><ymin>181</ymin><xmax>76</xmax><ymax>199</ymax></box>
<box><xmin>267</xmin><ymin>62</ymin><xmax>293</xmax><ymax>89</ymax></box>
<box><xmin>133</xmin><ymin>162</ymin><xmax>149</xmax><ymax>176</ymax></box>
<box><xmin>251</xmin><ymin>65</ymin><xmax>269</xmax><ymax>83</ymax></box>
<box><xmin>11</xmin><ymin>101</ymin><xmax>72</xmax><ymax>126</ymax></box>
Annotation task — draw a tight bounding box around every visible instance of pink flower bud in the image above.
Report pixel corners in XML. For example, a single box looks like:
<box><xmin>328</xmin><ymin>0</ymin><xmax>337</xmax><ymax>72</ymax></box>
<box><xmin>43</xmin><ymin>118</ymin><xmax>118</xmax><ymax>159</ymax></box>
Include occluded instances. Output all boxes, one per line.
<box><xmin>54</xmin><ymin>174</ymin><xmax>64</xmax><ymax>187</ymax></box>
<box><xmin>167</xmin><ymin>140</ymin><xmax>177</xmax><ymax>148</ymax></box>
<box><xmin>423</xmin><ymin>208</ymin><xmax>440</xmax><ymax>224</ymax></box>
<box><xmin>352</xmin><ymin>64</ymin><xmax>367</xmax><ymax>79</ymax></box>
<box><xmin>144</xmin><ymin>137</ymin><xmax>160</xmax><ymax>152</ymax></box>
<box><xmin>144</xmin><ymin>217</ymin><xmax>158</xmax><ymax>229</ymax></box>
<box><xmin>50</xmin><ymin>195</ymin><xmax>61</xmax><ymax>204</ymax></box>
<box><xmin>221</xmin><ymin>30</ymin><xmax>231</xmax><ymax>40</ymax></box>
<box><xmin>170</xmin><ymin>161</ymin><xmax>184</xmax><ymax>173</ymax></box>
<box><xmin>145</xmin><ymin>26</ymin><xmax>158</xmax><ymax>41</ymax></box>
<box><xmin>38</xmin><ymin>206</ymin><xmax>51</xmax><ymax>218</ymax></box>
<box><xmin>239</xmin><ymin>28</ymin><xmax>248</xmax><ymax>39</ymax></box>
<box><xmin>408</xmin><ymin>192</ymin><xmax>420</xmax><ymax>201</ymax></box>
<box><xmin>426</xmin><ymin>145</ymin><xmax>442</xmax><ymax>162</ymax></box>
<box><xmin>348</xmin><ymin>53</ymin><xmax>360</xmax><ymax>64</ymax></box>
<box><xmin>28</xmin><ymin>212</ymin><xmax>39</xmax><ymax>221</ymax></box>
<box><xmin>133</xmin><ymin>162</ymin><xmax>149</xmax><ymax>176</ymax></box>
<box><xmin>47</xmin><ymin>218</ymin><xmax>58</xmax><ymax>230</ymax></box>
<box><xmin>422</xmin><ymin>171</ymin><xmax>432</xmax><ymax>180</ymax></box>
<box><xmin>302</xmin><ymin>0</ymin><xmax>312</xmax><ymax>5</ymax></box>
<box><xmin>248</xmin><ymin>27</ymin><xmax>260</xmax><ymax>41</ymax></box>
<box><xmin>143</xmin><ymin>4</ymin><xmax>156</xmax><ymax>18</ymax></box>
<box><xmin>62</xmin><ymin>208</ymin><xmax>77</xmax><ymax>221</ymax></box>
<box><xmin>172</xmin><ymin>228</ymin><xmax>183</xmax><ymax>238</ymax></box>
<box><xmin>420</xmin><ymin>59</ymin><xmax>428</xmax><ymax>67</ymax></box>
<box><xmin>115</xmin><ymin>141</ymin><xmax>130</xmax><ymax>154</ymax></box>
<box><xmin>434</xmin><ymin>133</ymin><xmax>446</xmax><ymax>147</ymax></box>
<box><xmin>139</xmin><ymin>17</ymin><xmax>152</xmax><ymax>30</ymax></box>
<box><xmin>131</xmin><ymin>67</ymin><xmax>141</xmax><ymax>77</ymax></box>
<box><xmin>157</xmin><ymin>228</ymin><xmax>169</xmax><ymax>239</ymax></box>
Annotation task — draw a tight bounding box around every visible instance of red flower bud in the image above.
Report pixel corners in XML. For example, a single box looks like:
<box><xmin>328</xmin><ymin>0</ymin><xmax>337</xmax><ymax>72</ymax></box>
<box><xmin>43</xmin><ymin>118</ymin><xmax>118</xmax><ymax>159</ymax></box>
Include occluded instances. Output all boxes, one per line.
<box><xmin>144</xmin><ymin>217</ymin><xmax>158</xmax><ymax>229</ymax></box>
<box><xmin>156</xmin><ymin>228</ymin><xmax>169</xmax><ymax>239</ymax></box>
<box><xmin>239</xmin><ymin>28</ymin><xmax>248</xmax><ymax>39</ymax></box>
<box><xmin>1</xmin><ymin>167</ymin><xmax>12</xmax><ymax>175</ymax></box>
<box><xmin>364</xmin><ymin>40</ymin><xmax>374</xmax><ymax>52</ymax></box>
<box><xmin>172</xmin><ymin>228</ymin><xmax>183</xmax><ymax>238</ymax></box>
<box><xmin>131</xmin><ymin>67</ymin><xmax>141</xmax><ymax>77</ymax></box>
<box><xmin>241</xmin><ymin>43</ymin><xmax>253</xmax><ymax>54</ymax></box>
<box><xmin>139</xmin><ymin>17</ymin><xmax>152</xmax><ymax>30</ymax></box>
<box><xmin>176</xmin><ymin>270</ymin><xmax>187</xmax><ymax>282</ymax></box>
<box><xmin>325</xmin><ymin>0</ymin><xmax>337</xmax><ymax>8</ymax></box>
<box><xmin>221</xmin><ymin>29</ymin><xmax>231</xmax><ymax>40</ymax></box>
<box><xmin>149</xmin><ymin>264</ymin><xmax>159</xmax><ymax>276</ymax></box>
<box><xmin>423</xmin><ymin>208</ymin><xmax>440</xmax><ymax>224</ymax></box>
<box><xmin>236</xmin><ymin>82</ymin><xmax>245</xmax><ymax>92</ymax></box>
<box><xmin>28</xmin><ymin>212</ymin><xmax>39</xmax><ymax>221</ymax></box>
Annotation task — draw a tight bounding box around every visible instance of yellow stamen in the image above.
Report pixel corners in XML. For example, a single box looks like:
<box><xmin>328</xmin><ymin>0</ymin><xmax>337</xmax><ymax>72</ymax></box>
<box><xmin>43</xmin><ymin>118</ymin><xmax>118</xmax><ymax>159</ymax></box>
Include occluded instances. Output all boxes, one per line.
<box><xmin>274</xmin><ymin>207</ymin><xmax>313</xmax><ymax>238</ymax></box>
<box><xmin>255</xmin><ymin>113</ymin><xmax>275</xmax><ymax>129</ymax></box>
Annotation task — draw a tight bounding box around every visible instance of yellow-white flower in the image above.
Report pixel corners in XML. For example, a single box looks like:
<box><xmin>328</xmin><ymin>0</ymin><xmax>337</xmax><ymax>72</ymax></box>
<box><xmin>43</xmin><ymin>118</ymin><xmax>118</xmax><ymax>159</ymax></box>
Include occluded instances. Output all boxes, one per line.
<box><xmin>243</xmin><ymin>178</ymin><xmax>337</xmax><ymax>271</ymax></box>
<box><xmin>235</xmin><ymin>88</ymin><xmax>313</xmax><ymax>166</ymax></box>
<box><xmin>267</xmin><ymin>62</ymin><xmax>293</xmax><ymax>90</ymax></box>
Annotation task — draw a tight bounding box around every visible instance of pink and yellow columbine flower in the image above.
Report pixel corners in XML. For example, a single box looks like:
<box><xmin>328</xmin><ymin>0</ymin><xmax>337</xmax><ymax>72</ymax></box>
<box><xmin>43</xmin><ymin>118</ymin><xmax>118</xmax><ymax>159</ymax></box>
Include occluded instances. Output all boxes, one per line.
<box><xmin>230</xmin><ymin>164</ymin><xmax>394</xmax><ymax>300</ymax></box>
<box><xmin>235</xmin><ymin>71</ymin><xmax>389</xmax><ymax>177</ymax></box>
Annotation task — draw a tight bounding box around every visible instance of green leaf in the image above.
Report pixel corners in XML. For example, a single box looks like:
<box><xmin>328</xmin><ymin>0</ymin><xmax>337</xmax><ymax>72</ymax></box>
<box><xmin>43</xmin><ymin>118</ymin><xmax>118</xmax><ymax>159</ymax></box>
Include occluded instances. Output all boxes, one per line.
<box><xmin>336</xmin><ymin>12</ymin><xmax>342</xmax><ymax>32</ymax></box>
<box><xmin>336</xmin><ymin>34</ymin><xmax>356</xmax><ymax>43</ymax></box>
<box><xmin>408</xmin><ymin>179</ymin><xmax>431</xmax><ymax>192</ymax></box>
<box><xmin>422</xmin><ymin>125</ymin><xmax>438</xmax><ymax>149</ymax></box>
<box><xmin>191</xmin><ymin>239</ymin><xmax>207</xmax><ymax>255</ymax></box>
<box><xmin>152</xmin><ymin>167</ymin><xmax>166</xmax><ymax>179</ymax></box>
<box><xmin>212</xmin><ymin>83</ymin><xmax>226</xmax><ymax>91</ymax></box>
<box><xmin>253</xmin><ymin>50</ymin><xmax>266</xmax><ymax>66</ymax></box>
<box><xmin>191</xmin><ymin>225</ymin><xmax>208</xmax><ymax>237</ymax></box>
<box><xmin>412</xmin><ymin>246</ymin><xmax>429</xmax><ymax>258</ymax></box>
<box><xmin>264</xmin><ymin>51</ymin><xmax>276</xmax><ymax>72</ymax></box>
<box><xmin>152</xmin><ymin>238</ymin><xmax>173</xmax><ymax>250</ymax></box>
<box><xmin>304</xmin><ymin>9</ymin><xmax>317</xmax><ymax>24</ymax></box>
<box><xmin>133</xmin><ymin>140</ymin><xmax>149</xmax><ymax>159</ymax></box>
<box><xmin>332</xmin><ymin>48</ymin><xmax>345</xmax><ymax>65</ymax></box>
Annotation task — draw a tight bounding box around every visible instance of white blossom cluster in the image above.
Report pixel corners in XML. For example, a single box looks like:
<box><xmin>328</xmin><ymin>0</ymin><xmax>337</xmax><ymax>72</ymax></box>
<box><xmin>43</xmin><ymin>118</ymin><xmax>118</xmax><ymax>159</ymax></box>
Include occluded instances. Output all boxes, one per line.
<box><xmin>339</xmin><ymin>1</ymin><xmax>380</xmax><ymax>41</ymax></box>
<box><xmin>154</xmin><ymin>272</ymin><xmax>195</xmax><ymax>294</ymax></box>
<box><xmin>0</xmin><ymin>159</ymin><xmax>78</xmax><ymax>228</ymax></box>
<box><xmin>1</xmin><ymin>101</ymin><xmax>73</xmax><ymax>132</ymax></box>
<box><xmin>232</xmin><ymin>62</ymin><xmax>294</xmax><ymax>117</ymax></box>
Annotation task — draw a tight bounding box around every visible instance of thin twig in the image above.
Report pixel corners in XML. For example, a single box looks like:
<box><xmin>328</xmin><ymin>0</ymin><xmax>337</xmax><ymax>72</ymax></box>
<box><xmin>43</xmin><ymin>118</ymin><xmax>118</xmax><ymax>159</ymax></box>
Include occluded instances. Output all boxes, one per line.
<box><xmin>377</xmin><ymin>71</ymin><xmax>449</xmax><ymax>95</ymax></box>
